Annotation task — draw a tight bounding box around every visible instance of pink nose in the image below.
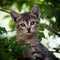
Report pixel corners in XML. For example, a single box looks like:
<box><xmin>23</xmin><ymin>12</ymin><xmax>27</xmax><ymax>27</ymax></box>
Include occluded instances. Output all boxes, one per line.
<box><xmin>27</xmin><ymin>28</ymin><xmax>31</xmax><ymax>33</ymax></box>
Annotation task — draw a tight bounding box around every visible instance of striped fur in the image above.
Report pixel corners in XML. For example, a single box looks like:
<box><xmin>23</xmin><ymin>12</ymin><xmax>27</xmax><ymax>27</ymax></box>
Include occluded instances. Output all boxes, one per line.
<box><xmin>10</xmin><ymin>5</ymin><xmax>58</xmax><ymax>60</ymax></box>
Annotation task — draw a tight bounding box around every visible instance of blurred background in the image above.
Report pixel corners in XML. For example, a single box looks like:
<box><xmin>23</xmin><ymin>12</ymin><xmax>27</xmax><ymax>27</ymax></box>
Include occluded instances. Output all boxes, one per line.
<box><xmin>0</xmin><ymin>0</ymin><xmax>60</xmax><ymax>60</ymax></box>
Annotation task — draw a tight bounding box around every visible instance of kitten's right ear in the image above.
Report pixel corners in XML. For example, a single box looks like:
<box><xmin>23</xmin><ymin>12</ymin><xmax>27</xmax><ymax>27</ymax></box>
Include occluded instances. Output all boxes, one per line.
<box><xmin>31</xmin><ymin>5</ymin><xmax>40</xmax><ymax>18</ymax></box>
<box><xmin>10</xmin><ymin>11</ymin><xmax>19</xmax><ymax>21</ymax></box>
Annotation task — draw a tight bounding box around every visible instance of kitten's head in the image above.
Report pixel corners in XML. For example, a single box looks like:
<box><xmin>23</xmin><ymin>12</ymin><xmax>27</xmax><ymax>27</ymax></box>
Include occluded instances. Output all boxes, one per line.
<box><xmin>10</xmin><ymin>5</ymin><xmax>40</xmax><ymax>35</ymax></box>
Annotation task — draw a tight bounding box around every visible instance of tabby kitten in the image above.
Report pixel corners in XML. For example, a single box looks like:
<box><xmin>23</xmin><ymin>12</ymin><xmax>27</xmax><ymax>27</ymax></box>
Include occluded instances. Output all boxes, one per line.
<box><xmin>10</xmin><ymin>5</ymin><xmax>58</xmax><ymax>60</ymax></box>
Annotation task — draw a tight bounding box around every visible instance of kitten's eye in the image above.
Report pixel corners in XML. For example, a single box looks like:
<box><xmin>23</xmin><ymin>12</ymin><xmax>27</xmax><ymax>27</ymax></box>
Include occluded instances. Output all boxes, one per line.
<box><xmin>20</xmin><ymin>23</ymin><xmax>25</xmax><ymax>27</ymax></box>
<box><xmin>36</xmin><ymin>22</ymin><xmax>39</xmax><ymax>24</ymax></box>
<box><xmin>30</xmin><ymin>21</ymin><xmax>35</xmax><ymax>25</ymax></box>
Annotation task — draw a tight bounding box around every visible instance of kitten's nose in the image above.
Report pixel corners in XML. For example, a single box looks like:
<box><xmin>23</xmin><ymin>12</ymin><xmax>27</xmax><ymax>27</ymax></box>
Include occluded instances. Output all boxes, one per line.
<box><xmin>27</xmin><ymin>28</ymin><xmax>31</xmax><ymax>33</ymax></box>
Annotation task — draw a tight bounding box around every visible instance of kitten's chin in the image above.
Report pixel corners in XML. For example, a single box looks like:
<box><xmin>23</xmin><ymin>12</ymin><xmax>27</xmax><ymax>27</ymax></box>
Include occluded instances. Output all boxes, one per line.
<box><xmin>27</xmin><ymin>32</ymin><xmax>33</xmax><ymax>35</ymax></box>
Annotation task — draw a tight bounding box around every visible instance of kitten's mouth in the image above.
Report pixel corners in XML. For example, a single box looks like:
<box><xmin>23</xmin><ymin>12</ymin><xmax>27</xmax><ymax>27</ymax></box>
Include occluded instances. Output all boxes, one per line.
<box><xmin>27</xmin><ymin>32</ymin><xmax>32</xmax><ymax>35</ymax></box>
<box><xmin>27</xmin><ymin>31</ymin><xmax>36</xmax><ymax>35</ymax></box>
<box><xmin>25</xmin><ymin>31</ymin><xmax>33</xmax><ymax>35</ymax></box>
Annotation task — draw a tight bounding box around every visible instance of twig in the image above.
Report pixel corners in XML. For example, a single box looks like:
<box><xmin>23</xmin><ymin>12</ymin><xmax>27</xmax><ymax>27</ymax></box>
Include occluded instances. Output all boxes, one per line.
<box><xmin>40</xmin><ymin>24</ymin><xmax>60</xmax><ymax>37</ymax></box>
<box><xmin>49</xmin><ymin>51</ymin><xmax>60</xmax><ymax>53</ymax></box>
<box><xmin>0</xmin><ymin>9</ymin><xmax>10</xmax><ymax>13</ymax></box>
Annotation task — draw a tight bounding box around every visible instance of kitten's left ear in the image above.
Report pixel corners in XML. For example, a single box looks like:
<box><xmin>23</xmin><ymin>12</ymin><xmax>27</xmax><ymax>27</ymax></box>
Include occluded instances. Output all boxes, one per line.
<box><xmin>31</xmin><ymin>5</ymin><xmax>40</xmax><ymax>17</ymax></box>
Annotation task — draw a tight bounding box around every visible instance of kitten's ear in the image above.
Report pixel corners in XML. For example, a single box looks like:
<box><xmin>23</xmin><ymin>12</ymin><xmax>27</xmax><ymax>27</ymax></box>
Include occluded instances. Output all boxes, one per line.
<box><xmin>10</xmin><ymin>11</ymin><xmax>19</xmax><ymax>21</ymax></box>
<box><xmin>31</xmin><ymin>5</ymin><xmax>40</xmax><ymax>17</ymax></box>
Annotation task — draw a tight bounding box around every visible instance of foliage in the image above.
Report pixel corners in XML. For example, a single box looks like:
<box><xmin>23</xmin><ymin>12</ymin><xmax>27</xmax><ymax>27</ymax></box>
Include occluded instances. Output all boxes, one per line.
<box><xmin>0</xmin><ymin>28</ymin><xmax>30</xmax><ymax>60</ymax></box>
<box><xmin>9</xmin><ymin>20</ymin><xmax>15</xmax><ymax>31</ymax></box>
<box><xmin>0</xmin><ymin>27</ymin><xmax>14</xmax><ymax>60</ymax></box>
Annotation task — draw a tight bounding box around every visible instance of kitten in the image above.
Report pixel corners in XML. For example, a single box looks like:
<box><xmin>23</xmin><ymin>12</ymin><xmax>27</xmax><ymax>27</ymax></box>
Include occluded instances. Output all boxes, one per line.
<box><xmin>10</xmin><ymin>5</ymin><xmax>58</xmax><ymax>60</ymax></box>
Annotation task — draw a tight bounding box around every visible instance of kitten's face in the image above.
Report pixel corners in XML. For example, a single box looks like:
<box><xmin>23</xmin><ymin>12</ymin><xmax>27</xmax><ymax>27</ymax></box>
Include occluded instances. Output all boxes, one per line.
<box><xmin>15</xmin><ymin>13</ymin><xmax>39</xmax><ymax>34</ymax></box>
<box><xmin>10</xmin><ymin>5</ymin><xmax>40</xmax><ymax>35</ymax></box>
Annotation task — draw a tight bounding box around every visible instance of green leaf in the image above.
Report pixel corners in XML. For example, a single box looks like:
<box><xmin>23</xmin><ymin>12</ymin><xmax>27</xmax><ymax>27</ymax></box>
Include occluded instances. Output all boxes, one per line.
<box><xmin>3</xmin><ymin>15</ymin><xmax>10</xmax><ymax>18</ymax></box>
<box><xmin>0</xmin><ymin>27</ymin><xmax>7</xmax><ymax>34</ymax></box>
<box><xmin>39</xmin><ymin>32</ymin><xmax>45</xmax><ymax>40</ymax></box>
<box><xmin>38</xmin><ymin>27</ymin><xmax>44</xmax><ymax>31</ymax></box>
<box><xmin>9</xmin><ymin>20</ymin><xmax>15</xmax><ymax>30</ymax></box>
<box><xmin>0</xmin><ymin>31</ymin><xmax>3</xmax><ymax>34</ymax></box>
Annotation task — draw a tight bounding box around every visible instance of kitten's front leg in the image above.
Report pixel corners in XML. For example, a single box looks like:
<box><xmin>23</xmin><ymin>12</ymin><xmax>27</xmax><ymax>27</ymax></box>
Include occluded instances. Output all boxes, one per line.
<box><xmin>29</xmin><ymin>45</ymin><xmax>44</xmax><ymax>60</ymax></box>
<box><xmin>30</xmin><ymin>53</ymin><xmax>43</xmax><ymax>60</ymax></box>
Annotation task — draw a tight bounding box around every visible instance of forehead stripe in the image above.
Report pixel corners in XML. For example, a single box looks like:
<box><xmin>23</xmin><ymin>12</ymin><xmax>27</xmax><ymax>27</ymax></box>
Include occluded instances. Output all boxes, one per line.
<box><xmin>16</xmin><ymin>16</ymin><xmax>21</xmax><ymax>21</ymax></box>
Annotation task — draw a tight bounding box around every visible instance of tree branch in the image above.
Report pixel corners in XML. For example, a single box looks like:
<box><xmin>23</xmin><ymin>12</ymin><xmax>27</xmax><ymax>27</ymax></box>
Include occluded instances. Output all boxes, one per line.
<box><xmin>49</xmin><ymin>51</ymin><xmax>60</xmax><ymax>53</ymax></box>
<box><xmin>40</xmin><ymin>24</ymin><xmax>60</xmax><ymax>37</ymax></box>
<box><xmin>0</xmin><ymin>9</ymin><xmax>10</xmax><ymax>13</ymax></box>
